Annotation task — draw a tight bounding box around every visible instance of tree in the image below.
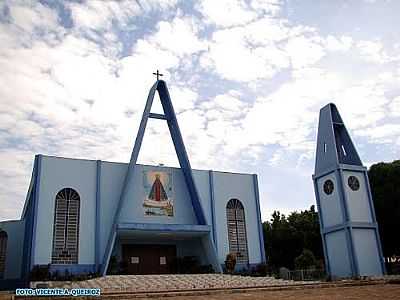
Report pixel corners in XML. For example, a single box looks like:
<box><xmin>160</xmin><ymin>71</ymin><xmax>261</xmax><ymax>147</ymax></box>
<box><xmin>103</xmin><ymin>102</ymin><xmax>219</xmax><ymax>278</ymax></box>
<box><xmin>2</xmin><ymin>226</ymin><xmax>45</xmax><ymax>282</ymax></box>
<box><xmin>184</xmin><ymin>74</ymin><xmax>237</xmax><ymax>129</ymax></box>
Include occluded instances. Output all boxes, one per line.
<box><xmin>368</xmin><ymin>160</ymin><xmax>400</xmax><ymax>257</ymax></box>
<box><xmin>263</xmin><ymin>206</ymin><xmax>323</xmax><ymax>271</ymax></box>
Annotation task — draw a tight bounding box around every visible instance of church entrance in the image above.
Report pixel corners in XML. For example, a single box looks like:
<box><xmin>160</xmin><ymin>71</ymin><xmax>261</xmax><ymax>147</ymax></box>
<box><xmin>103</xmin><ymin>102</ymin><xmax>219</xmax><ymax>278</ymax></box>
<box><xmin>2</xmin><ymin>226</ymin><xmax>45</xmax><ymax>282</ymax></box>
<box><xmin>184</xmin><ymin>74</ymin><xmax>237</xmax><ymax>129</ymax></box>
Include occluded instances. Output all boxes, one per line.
<box><xmin>122</xmin><ymin>244</ymin><xmax>176</xmax><ymax>275</ymax></box>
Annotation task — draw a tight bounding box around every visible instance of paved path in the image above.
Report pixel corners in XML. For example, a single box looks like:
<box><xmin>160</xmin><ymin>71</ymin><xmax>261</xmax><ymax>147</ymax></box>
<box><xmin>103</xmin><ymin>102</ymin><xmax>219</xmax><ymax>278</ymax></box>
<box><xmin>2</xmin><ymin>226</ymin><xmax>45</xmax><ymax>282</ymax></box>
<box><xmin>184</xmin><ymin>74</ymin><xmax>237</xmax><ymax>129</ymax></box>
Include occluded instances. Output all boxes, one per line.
<box><xmin>32</xmin><ymin>274</ymin><xmax>318</xmax><ymax>293</ymax></box>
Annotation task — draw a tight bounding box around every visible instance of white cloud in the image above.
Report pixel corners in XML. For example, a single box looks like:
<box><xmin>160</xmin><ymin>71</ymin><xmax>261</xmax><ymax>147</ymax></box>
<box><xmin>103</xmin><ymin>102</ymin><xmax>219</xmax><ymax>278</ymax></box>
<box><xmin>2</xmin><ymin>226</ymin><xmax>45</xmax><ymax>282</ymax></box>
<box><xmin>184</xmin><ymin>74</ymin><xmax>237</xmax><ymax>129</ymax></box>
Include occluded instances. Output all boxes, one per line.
<box><xmin>69</xmin><ymin>1</ymin><xmax>134</xmax><ymax>30</ymax></box>
<box><xmin>357</xmin><ymin>40</ymin><xmax>390</xmax><ymax>64</ymax></box>
<box><xmin>196</xmin><ymin>0</ymin><xmax>257</xmax><ymax>28</ymax></box>
<box><xmin>8</xmin><ymin>2</ymin><xmax>60</xmax><ymax>34</ymax></box>
<box><xmin>67</xmin><ymin>0</ymin><xmax>179</xmax><ymax>32</ymax></box>
<box><xmin>325</xmin><ymin>35</ymin><xmax>353</xmax><ymax>52</ymax></box>
<box><xmin>147</xmin><ymin>17</ymin><xmax>207</xmax><ymax>57</ymax></box>
<box><xmin>169</xmin><ymin>86</ymin><xmax>198</xmax><ymax>113</ymax></box>
<box><xmin>1</xmin><ymin>0</ymin><xmax>400</xmax><ymax>222</ymax></box>
<box><xmin>285</xmin><ymin>35</ymin><xmax>326</xmax><ymax>69</ymax></box>
<box><xmin>389</xmin><ymin>96</ymin><xmax>400</xmax><ymax>116</ymax></box>
<box><xmin>250</xmin><ymin>0</ymin><xmax>282</xmax><ymax>16</ymax></box>
<box><xmin>201</xmin><ymin>23</ymin><xmax>290</xmax><ymax>81</ymax></box>
<box><xmin>355</xmin><ymin>124</ymin><xmax>400</xmax><ymax>140</ymax></box>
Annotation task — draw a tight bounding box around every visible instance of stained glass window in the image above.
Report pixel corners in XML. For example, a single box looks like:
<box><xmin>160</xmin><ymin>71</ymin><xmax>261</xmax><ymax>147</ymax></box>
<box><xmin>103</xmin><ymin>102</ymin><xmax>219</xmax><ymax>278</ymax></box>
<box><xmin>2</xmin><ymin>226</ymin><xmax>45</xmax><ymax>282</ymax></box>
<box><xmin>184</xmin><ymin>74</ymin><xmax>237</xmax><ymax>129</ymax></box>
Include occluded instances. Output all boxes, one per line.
<box><xmin>226</xmin><ymin>199</ymin><xmax>249</xmax><ymax>264</ymax></box>
<box><xmin>51</xmin><ymin>188</ymin><xmax>80</xmax><ymax>264</ymax></box>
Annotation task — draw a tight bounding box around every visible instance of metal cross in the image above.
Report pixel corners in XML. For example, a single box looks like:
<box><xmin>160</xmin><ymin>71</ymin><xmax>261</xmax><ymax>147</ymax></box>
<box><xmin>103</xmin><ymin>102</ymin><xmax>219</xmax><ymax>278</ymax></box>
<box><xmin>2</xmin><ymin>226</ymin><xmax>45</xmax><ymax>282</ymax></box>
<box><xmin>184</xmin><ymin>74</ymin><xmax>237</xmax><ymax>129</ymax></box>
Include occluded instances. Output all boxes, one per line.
<box><xmin>152</xmin><ymin>69</ymin><xmax>163</xmax><ymax>81</ymax></box>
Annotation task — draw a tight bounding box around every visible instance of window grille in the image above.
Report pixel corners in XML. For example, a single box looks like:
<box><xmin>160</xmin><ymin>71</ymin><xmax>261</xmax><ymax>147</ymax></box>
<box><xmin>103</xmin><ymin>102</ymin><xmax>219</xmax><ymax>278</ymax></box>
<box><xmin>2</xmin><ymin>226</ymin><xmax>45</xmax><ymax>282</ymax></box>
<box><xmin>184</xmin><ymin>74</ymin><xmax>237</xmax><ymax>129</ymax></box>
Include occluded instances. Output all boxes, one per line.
<box><xmin>226</xmin><ymin>199</ymin><xmax>249</xmax><ymax>264</ymax></box>
<box><xmin>0</xmin><ymin>231</ymin><xmax>7</xmax><ymax>278</ymax></box>
<box><xmin>51</xmin><ymin>188</ymin><xmax>80</xmax><ymax>264</ymax></box>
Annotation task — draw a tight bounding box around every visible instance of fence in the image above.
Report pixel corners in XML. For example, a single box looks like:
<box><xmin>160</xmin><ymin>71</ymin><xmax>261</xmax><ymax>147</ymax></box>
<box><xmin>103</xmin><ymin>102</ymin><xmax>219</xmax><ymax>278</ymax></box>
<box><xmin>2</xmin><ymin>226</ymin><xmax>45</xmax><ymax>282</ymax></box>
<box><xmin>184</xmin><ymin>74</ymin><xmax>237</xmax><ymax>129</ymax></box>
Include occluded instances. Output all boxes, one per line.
<box><xmin>285</xmin><ymin>269</ymin><xmax>325</xmax><ymax>281</ymax></box>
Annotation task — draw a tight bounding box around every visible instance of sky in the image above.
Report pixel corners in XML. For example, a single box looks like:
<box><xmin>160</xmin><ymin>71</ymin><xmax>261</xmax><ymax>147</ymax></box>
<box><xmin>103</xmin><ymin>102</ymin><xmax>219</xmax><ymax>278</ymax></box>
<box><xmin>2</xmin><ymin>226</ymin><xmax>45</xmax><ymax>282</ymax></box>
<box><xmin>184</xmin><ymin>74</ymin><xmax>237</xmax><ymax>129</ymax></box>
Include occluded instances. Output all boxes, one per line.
<box><xmin>0</xmin><ymin>0</ymin><xmax>399</xmax><ymax>222</ymax></box>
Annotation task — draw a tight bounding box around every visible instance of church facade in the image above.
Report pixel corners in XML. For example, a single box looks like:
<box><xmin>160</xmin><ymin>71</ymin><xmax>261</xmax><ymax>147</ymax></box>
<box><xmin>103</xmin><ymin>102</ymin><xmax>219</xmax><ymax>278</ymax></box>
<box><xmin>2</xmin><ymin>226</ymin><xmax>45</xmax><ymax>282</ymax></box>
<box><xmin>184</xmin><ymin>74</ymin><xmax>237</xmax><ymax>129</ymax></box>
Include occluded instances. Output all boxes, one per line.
<box><xmin>0</xmin><ymin>80</ymin><xmax>265</xmax><ymax>285</ymax></box>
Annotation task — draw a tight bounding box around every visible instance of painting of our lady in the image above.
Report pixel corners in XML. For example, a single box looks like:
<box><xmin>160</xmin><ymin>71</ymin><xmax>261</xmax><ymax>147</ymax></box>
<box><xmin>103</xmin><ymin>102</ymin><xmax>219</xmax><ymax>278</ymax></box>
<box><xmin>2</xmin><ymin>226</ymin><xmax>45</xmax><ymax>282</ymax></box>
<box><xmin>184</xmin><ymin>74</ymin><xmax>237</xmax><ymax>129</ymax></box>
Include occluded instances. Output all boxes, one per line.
<box><xmin>143</xmin><ymin>172</ymin><xmax>173</xmax><ymax>216</ymax></box>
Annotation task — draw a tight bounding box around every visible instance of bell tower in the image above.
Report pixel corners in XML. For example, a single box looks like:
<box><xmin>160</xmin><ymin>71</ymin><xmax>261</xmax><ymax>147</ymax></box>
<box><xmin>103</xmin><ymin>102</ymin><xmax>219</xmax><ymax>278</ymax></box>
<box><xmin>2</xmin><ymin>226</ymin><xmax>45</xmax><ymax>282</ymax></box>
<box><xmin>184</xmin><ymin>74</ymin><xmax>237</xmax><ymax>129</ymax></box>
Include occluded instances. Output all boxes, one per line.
<box><xmin>313</xmin><ymin>103</ymin><xmax>385</xmax><ymax>278</ymax></box>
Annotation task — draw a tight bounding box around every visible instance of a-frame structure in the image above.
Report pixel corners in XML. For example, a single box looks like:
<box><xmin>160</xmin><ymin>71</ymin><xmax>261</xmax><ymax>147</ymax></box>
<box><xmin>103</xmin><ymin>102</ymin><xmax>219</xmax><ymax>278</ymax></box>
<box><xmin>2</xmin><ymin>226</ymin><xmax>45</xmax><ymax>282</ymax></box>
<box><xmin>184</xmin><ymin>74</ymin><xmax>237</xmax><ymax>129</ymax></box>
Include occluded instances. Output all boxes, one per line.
<box><xmin>100</xmin><ymin>79</ymin><xmax>218</xmax><ymax>275</ymax></box>
<box><xmin>313</xmin><ymin>103</ymin><xmax>385</xmax><ymax>278</ymax></box>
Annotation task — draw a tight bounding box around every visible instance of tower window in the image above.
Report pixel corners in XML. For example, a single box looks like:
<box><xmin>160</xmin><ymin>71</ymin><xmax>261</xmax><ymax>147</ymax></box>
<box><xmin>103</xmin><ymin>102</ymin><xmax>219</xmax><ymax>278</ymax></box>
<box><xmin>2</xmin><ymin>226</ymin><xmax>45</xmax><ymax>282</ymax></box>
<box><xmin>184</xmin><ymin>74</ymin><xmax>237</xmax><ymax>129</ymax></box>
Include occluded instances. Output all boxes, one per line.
<box><xmin>341</xmin><ymin>145</ymin><xmax>347</xmax><ymax>156</ymax></box>
<box><xmin>51</xmin><ymin>188</ymin><xmax>80</xmax><ymax>264</ymax></box>
<box><xmin>226</xmin><ymin>199</ymin><xmax>249</xmax><ymax>264</ymax></box>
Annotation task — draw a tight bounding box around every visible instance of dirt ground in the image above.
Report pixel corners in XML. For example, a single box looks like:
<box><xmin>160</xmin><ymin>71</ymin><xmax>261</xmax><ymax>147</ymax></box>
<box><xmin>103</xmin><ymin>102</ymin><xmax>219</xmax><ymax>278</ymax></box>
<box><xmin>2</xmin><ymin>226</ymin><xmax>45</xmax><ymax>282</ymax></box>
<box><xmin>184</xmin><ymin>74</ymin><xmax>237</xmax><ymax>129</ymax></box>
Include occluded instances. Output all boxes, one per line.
<box><xmin>2</xmin><ymin>283</ymin><xmax>400</xmax><ymax>299</ymax></box>
<box><xmin>134</xmin><ymin>284</ymin><xmax>400</xmax><ymax>300</ymax></box>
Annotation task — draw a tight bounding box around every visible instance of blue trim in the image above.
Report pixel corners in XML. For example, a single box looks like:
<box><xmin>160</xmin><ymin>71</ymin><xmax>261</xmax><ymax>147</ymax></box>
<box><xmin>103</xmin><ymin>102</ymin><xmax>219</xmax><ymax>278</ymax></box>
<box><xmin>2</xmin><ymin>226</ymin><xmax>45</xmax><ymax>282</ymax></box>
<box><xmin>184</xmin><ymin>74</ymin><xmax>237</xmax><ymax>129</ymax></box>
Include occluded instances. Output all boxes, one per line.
<box><xmin>336</xmin><ymin>169</ymin><xmax>359</xmax><ymax>276</ymax></box>
<box><xmin>100</xmin><ymin>82</ymin><xmax>158</xmax><ymax>276</ymax></box>
<box><xmin>101</xmin><ymin>80</ymin><xmax>207</xmax><ymax>275</ymax></box>
<box><xmin>202</xmin><ymin>234</ymin><xmax>223</xmax><ymax>273</ymax></box>
<box><xmin>158</xmin><ymin>80</ymin><xmax>207</xmax><ymax>225</ymax></box>
<box><xmin>149</xmin><ymin>112</ymin><xmax>168</xmax><ymax>120</ymax></box>
<box><xmin>252</xmin><ymin>174</ymin><xmax>266</xmax><ymax>263</ymax></box>
<box><xmin>335</xmin><ymin>170</ymin><xmax>349</xmax><ymax>223</ymax></box>
<box><xmin>95</xmin><ymin>160</ymin><xmax>101</xmax><ymax>271</ymax></box>
<box><xmin>22</xmin><ymin>156</ymin><xmax>38</xmax><ymax>278</ymax></box>
<box><xmin>312</xmin><ymin>167</ymin><xmax>336</xmax><ymax>180</ymax></box>
<box><xmin>322</xmin><ymin>222</ymin><xmax>377</xmax><ymax>234</ymax></box>
<box><xmin>30</xmin><ymin>154</ymin><xmax>42</xmax><ymax>271</ymax></box>
<box><xmin>209</xmin><ymin>170</ymin><xmax>218</xmax><ymax>251</ymax></box>
<box><xmin>312</xmin><ymin>178</ymin><xmax>331</xmax><ymax>276</ymax></box>
<box><xmin>117</xmin><ymin>222</ymin><xmax>211</xmax><ymax>232</ymax></box>
<box><xmin>339</xmin><ymin>164</ymin><xmax>367</xmax><ymax>172</ymax></box>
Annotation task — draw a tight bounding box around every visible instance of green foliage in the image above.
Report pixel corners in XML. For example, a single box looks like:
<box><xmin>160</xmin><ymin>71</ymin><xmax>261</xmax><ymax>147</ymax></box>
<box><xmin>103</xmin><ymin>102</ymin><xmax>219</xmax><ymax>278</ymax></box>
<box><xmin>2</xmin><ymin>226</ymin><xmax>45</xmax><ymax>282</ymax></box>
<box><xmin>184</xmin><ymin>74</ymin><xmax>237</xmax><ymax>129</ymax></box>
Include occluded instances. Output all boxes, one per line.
<box><xmin>30</xmin><ymin>264</ymin><xmax>99</xmax><ymax>281</ymax></box>
<box><xmin>224</xmin><ymin>253</ymin><xmax>237</xmax><ymax>274</ymax></box>
<box><xmin>173</xmin><ymin>256</ymin><xmax>213</xmax><ymax>274</ymax></box>
<box><xmin>263</xmin><ymin>205</ymin><xmax>323</xmax><ymax>271</ymax></box>
<box><xmin>252</xmin><ymin>263</ymin><xmax>268</xmax><ymax>276</ymax></box>
<box><xmin>368</xmin><ymin>160</ymin><xmax>400</xmax><ymax>257</ymax></box>
<box><xmin>294</xmin><ymin>249</ymin><xmax>317</xmax><ymax>270</ymax></box>
<box><xmin>30</xmin><ymin>264</ymin><xmax>51</xmax><ymax>281</ymax></box>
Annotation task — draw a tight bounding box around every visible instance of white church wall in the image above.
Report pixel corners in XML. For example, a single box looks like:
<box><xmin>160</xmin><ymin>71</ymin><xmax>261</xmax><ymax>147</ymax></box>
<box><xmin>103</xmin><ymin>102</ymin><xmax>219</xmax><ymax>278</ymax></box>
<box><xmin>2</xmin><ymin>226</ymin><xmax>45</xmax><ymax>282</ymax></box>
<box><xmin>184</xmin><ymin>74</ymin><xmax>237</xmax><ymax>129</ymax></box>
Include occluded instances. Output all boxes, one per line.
<box><xmin>29</xmin><ymin>156</ymin><xmax>261</xmax><ymax>271</ymax></box>
<box><xmin>192</xmin><ymin>170</ymin><xmax>212</xmax><ymax>226</ymax></box>
<box><xmin>325</xmin><ymin>230</ymin><xmax>352</xmax><ymax>277</ymax></box>
<box><xmin>342</xmin><ymin>171</ymin><xmax>372</xmax><ymax>223</ymax></box>
<box><xmin>0</xmin><ymin>220</ymin><xmax>25</xmax><ymax>279</ymax></box>
<box><xmin>352</xmin><ymin>228</ymin><xmax>382</xmax><ymax>276</ymax></box>
<box><xmin>98</xmin><ymin>161</ymin><xmax>127</xmax><ymax>263</ymax></box>
<box><xmin>34</xmin><ymin>156</ymin><xmax>97</xmax><ymax>265</ymax></box>
<box><xmin>212</xmin><ymin>172</ymin><xmax>262</xmax><ymax>265</ymax></box>
<box><xmin>317</xmin><ymin>173</ymin><xmax>343</xmax><ymax>228</ymax></box>
<box><xmin>97</xmin><ymin>163</ymin><xmax>214</xmax><ymax>266</ymax></box>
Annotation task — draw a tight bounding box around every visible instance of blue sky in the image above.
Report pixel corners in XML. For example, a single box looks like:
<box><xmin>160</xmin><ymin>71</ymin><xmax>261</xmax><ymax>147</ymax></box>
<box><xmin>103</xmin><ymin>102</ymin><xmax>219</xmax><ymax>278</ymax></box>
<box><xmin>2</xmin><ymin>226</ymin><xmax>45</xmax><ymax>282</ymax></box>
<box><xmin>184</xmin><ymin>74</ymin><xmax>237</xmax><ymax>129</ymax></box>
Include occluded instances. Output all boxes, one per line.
<box><xmin>0</xmin><ymin>0</ymin><xmax>399</xmax><ymax>222</ymax></box>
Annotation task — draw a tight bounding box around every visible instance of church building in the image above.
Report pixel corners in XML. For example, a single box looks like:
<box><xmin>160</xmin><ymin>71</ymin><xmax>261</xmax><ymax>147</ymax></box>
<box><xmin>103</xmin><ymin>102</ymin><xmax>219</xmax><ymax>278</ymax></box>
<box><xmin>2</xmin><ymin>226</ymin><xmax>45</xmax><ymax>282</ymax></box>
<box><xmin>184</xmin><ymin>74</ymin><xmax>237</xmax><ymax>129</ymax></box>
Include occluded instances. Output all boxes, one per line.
<box><xmin>0</xmin><ymin>79</ymin><xmax>266</xmax><ymax>286</ymax></box>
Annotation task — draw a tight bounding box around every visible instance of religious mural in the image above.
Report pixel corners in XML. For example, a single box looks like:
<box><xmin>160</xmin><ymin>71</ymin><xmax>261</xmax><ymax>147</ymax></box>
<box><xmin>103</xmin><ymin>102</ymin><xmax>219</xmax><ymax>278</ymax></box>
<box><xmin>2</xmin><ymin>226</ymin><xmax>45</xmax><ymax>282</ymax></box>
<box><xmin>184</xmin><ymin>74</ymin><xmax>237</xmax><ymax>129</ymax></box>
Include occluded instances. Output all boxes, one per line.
<box><xmin>143</xmin><ymin>170</ymin><xmax>174</xmax><ymax>216</ymax></box>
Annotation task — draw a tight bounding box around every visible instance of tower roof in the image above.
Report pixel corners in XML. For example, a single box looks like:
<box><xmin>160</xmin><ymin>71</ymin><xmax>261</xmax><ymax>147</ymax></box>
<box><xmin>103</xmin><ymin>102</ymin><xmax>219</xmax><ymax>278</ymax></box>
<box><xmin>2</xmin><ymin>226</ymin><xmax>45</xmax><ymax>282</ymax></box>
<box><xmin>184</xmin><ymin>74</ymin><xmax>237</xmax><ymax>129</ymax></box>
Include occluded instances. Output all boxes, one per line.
<box><xmin>314</xmin><ymin>103</ymin><xmax>362</xmax><ymax>174</ymax></box>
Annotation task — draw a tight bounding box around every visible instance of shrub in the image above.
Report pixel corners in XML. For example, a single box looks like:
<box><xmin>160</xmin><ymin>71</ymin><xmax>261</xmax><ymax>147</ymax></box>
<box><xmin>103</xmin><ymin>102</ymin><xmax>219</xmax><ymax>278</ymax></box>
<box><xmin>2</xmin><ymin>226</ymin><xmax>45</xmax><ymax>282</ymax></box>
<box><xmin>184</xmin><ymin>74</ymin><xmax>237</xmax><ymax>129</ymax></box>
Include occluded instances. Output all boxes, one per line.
<box><xmin>225</xmin><ymin>253</ymin><xmax>237</xmax><ymax>274</ymax></box>
<box><xmin>253</xmin><ymin>263</ymin><xmax>268</xmax><ymax>276</ymax></box>
<box><xmin>30</xmin><ymin>264</ymin><xmax>51</xmax><ymax>281</ymax></box>
<box><xmin>294</xmin><ymin>249</ymin><xmax>317</xmax><ymax>270</ymax></box>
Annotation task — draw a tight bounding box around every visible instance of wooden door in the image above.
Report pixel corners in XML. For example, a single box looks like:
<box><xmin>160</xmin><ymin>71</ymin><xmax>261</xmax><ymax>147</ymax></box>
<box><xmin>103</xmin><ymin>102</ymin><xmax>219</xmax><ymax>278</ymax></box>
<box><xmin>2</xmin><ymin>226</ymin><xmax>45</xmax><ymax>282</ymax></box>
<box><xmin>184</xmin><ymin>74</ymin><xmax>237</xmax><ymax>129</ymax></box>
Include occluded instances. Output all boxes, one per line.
<box><xmin>122</xmin><ymin>244</ymin><xmax>176</xmax><ymax>274</ymax></box>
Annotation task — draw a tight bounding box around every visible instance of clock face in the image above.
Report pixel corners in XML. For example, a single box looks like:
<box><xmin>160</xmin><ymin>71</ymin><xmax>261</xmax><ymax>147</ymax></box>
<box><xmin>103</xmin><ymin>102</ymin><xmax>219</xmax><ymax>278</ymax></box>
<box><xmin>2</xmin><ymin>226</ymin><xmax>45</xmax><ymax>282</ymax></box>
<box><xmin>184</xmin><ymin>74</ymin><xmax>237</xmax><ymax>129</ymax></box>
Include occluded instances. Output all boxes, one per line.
<box><xmin>348</xmin><ymin>175</ymin><xmax>360</xmax><ymax>191</ymax></box>
<box><xmin>323</xmin><ymin>179</ymin><xmax>334</xmax><ymax>195</ymax></box>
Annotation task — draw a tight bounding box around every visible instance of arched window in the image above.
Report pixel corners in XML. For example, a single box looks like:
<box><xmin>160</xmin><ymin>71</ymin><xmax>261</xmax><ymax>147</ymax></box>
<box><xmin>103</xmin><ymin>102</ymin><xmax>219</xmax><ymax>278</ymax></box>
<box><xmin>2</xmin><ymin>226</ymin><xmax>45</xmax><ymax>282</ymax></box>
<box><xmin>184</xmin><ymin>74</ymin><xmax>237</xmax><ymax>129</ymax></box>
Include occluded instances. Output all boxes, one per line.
<box><xmin>51</xmin><ymin>188</ymin><xmax>80</xmax><ymax>264</ymax></box>
<box><xmin>226</xmin><ymin>199</ymin><xmax>249</xmax><ymax>264</ymax></box>
<box><xmin>0</xmin><ymin>231</ymin><xmax>7</xmax><ymax>278</ymax></box>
